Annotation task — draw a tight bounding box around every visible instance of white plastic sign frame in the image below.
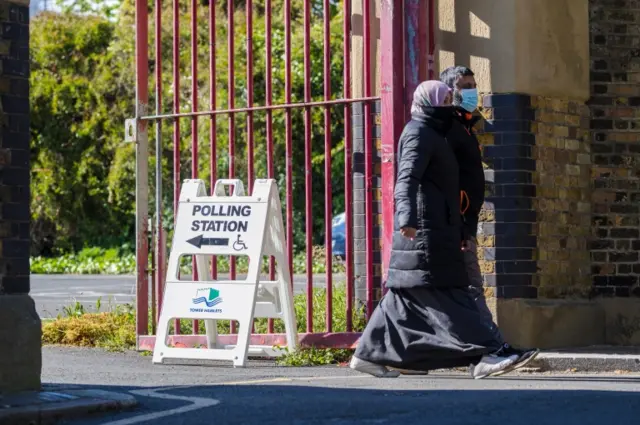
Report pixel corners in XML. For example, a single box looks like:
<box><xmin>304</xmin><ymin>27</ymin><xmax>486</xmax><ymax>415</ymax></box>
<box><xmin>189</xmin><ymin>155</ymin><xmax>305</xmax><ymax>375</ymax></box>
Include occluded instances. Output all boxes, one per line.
<box><xmin>153</xmin><ymin>178</ymin><xmax>298</xmax><ymax>367</ymax></box>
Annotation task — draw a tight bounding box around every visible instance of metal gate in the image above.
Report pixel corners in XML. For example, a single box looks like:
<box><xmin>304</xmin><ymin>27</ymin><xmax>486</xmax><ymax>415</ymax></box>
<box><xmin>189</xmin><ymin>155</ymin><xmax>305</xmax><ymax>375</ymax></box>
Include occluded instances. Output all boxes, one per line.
<box><xmin>127</xmin><ymin>0</ymin><xmax>434</xmax><ymax>350</ymax></box>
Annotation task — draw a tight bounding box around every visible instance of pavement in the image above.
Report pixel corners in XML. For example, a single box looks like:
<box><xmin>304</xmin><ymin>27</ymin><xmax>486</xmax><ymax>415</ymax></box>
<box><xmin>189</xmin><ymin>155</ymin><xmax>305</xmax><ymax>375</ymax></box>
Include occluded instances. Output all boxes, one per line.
<box><xmin>31</xmin><ymin>346</ymin><xmax>640</xmax><ymax>425</ymax></box>
<box><xmin>31</xmin><ymin>274</ymin><xmax>338</xmax><ymax>318</ymax></box>
<box><xmin>0</xmin><ymin>388</ymin><xmax>137</xmax><ymax>425</ymax></box>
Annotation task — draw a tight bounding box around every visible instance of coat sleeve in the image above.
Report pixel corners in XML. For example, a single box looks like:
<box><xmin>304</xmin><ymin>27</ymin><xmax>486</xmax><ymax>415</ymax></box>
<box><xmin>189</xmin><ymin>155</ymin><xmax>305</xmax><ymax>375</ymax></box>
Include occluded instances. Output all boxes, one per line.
<box><xmin>394</xmin><ymin>132</ymin><xmax>433</xmax><ymax>229</ymax></box>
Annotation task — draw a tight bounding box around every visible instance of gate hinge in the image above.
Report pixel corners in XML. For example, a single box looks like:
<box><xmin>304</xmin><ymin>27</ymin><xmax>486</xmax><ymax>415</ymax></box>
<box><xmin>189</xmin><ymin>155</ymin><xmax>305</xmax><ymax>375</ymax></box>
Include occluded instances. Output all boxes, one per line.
<box><xmin>124</xmin><ymin>118</ymin><xmax>137</xmax><ymax>143</ymax></box>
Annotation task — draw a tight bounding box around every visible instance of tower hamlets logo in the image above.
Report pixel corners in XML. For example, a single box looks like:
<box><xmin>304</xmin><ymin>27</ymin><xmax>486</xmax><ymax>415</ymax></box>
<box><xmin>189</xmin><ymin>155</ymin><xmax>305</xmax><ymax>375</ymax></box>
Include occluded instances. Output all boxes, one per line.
<box><xmin>192</xmin><ymin>288</ymin><xmax>223</xmax><ymax>308</ymax></box>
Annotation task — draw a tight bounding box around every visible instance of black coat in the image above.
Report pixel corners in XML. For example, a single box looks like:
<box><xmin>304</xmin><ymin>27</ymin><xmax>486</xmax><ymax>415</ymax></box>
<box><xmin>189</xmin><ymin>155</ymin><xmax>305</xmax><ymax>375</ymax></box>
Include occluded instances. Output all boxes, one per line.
<box><xmin>386</xmin><ymin>107</ymin><xmax>469</xmax><ymax>289</ymax></box>
<box><xmin>447</xmin><ymin>110</ymin><xmax>484</xmax><ymax>239</ymax></box>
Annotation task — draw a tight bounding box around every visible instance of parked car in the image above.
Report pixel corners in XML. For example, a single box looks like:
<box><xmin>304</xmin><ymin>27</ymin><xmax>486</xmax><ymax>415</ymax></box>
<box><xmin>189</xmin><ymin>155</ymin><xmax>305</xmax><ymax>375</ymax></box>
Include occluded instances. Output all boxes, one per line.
<box><xmin>331</xmin><ymin>212</ymin><xmax>346</xmax><ymax>259</ymax></box>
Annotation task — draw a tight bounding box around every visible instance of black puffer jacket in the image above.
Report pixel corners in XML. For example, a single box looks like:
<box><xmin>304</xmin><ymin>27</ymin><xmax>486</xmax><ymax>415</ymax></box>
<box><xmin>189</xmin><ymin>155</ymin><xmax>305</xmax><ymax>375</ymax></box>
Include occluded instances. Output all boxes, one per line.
<box><xmin>386</xmin><ymin>107</ymin><xmax>469</xmax><ymax>289</ymax></box>
<box><xmin>447</xmin><ymin>110</ymin><xmax>484</xmax><ymax>240</ymax></box>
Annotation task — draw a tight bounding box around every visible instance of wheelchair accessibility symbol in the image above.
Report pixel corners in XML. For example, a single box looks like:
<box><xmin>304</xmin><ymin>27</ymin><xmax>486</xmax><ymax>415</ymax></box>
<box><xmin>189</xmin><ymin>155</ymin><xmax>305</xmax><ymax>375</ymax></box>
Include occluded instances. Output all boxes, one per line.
<box><xmin>232</xmin><ymin>234</ymin><xmax>248</xmax><ymax>252</ymax></box>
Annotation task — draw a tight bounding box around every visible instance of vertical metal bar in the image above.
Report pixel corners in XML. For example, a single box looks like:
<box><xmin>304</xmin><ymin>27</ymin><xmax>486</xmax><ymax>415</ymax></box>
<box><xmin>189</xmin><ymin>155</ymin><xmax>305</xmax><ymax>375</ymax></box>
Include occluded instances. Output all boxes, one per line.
<box><xmin>303</xmin><ymin>0</ymin><xmax>313</xmax><ymax>333</ymax></box>
<box><xmin>404</xmin><ymin>0</ymin><xmax>420</xmax><ymax>121</ymax></box>
<box><xmin>323</xmin><ymin>0</ymin><xmax>332</xmax><ymax>333</ymax></box>
<box><xmin>150</xmin><ymin>222</ymin><xmax>157</xmax><ymax>334</ymax></box>
<box><xmin>284</xmin><ymin>0</ymin><xmax>294</xmax><ymax>284</ymax></box>
<box><xmin>135</xmin><ymin>0</ymin><xmax>150</xmax><ymax>340</ymax></box>
<box><xmin>363</xmin><ymin>0</ymin><xmax>374</xmax><ymax>319</ymax></box>
<box><xmin>427</xmin><ymin>0</ymin><xmax>436</xmax><ymax>79</ymax></box>
<box><xmin>158</xmin><ymin>229</ymin><xmax>165</xmax><ymax>322</ymax></box>
<box><xmin>228</xmin><ymin>0</ymin><xmax>237</xmax><ymax>335</ymax></box>
<box><xmin>418</xmin><ymin>0</ymin><xmax>429</xmax><ymax>82</ymax></box>
<box><xmin>246</xmin><ymin>0</ymin><xmax>254</xmax><ymax>194</ymax></box>
<box><xmin>154</xmin><ymin>0</ymin><xmax>163</xmax><ymax>332</ymax></box>
<box><xmin>209</xmin><ymin>0</ymin><xmax>218</xmax><ymax>281</ymax></box>
<box><xmin>172</xmin><ymin>0</ymin><xmax>181</xmax><ymax>335</ymax></box>
<box><xmin>380</xmin><ymin>0</ymin><xmax>404</xmax><ymax>293</ymax></box>
<box><xmin>342</xmin><ymin>0</ymin><xmax>353</xmax><ymax>332</ymax></box>
<box><xmin>191</xmin><ymin>0</ymin><xmax>200</xmax><ymax>335</ymax></box>
<box><xmin>265</xmin><ymin>0</ymin><xmax>275</xmax><ymax>334</ymax></box>
<box><xmin>246</xmin><ymin>0</ymin><xmax>255</xmax><ymax>335</ymax></box>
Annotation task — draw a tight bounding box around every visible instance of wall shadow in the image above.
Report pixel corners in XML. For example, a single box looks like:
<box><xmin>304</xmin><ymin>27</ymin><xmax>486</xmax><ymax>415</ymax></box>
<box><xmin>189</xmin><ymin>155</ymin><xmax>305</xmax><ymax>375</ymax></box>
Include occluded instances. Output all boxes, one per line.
<box><xmin>40</xmin><ymin>381</ymin><xmax>640</xmax><ymax>425</ymax></box>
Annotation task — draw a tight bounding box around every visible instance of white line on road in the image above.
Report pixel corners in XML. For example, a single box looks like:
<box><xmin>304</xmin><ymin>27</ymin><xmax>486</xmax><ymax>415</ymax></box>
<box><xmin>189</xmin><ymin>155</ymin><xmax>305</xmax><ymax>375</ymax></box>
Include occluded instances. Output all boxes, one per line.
<box><xmin>99</xmin><ymin>376</ymin><xmax>373</xmax><ymax>425</ymax></box>
<box><xmin>100</xmin><ymin>386</ymin><xmax>221</xmax><ymax>425</ymax></box>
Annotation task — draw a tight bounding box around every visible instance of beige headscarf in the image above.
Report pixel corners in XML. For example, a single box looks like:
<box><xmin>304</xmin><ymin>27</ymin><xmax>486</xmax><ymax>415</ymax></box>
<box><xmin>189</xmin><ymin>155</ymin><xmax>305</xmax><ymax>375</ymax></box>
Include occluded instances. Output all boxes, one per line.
<box><xmin>410</xmin><ymin>80</ymin><xmax>451</xmax><ymax>114</ymax></box>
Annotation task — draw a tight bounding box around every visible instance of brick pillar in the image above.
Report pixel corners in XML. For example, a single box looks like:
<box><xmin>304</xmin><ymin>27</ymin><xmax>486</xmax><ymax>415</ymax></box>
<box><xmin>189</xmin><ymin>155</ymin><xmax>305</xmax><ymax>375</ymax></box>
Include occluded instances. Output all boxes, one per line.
<box><xmin>0</xmin><ymin>0</ymin><xmax>42</xmax><ymax>393</ymax></box>
<box><xmin>589</xmin><ymin>0</ymin><xmax>640</xmax><ymax>298</ymax></box>
<box><xmin>352</xmin><ymin>100</ymin><xmax>383</xmax><ymax>309</ymax></box>
<box><xmin>477</xmin><ymin>94</ymin><xmax>540</xmax><ymax>300</ymax></box>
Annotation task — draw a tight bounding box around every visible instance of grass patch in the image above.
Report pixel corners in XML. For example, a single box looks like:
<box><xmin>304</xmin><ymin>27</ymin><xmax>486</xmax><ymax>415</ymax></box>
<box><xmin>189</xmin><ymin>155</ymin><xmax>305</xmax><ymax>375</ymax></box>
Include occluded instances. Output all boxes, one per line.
<box><xmin>32</xmin><ymin>245</ymin><xmax>346</xmax><ymax>275</ymax></box>
<box><xmin>42</xmin><ymin>302</ymin><xmax>136</xmax><ymax>351</ymax></box>
<box><xmin>42</xmin><ymin>284</ymin><xmax>364</xmax><ymax>365</ymax></box>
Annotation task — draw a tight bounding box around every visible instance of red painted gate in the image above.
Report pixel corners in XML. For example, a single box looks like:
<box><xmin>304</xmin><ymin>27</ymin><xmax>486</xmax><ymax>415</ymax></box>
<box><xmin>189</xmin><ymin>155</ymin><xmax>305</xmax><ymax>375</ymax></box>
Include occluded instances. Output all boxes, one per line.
<box><xmin>127</xmin><ymin>0</ymin><xmax>435</xmax><ymax>350</ymax></box>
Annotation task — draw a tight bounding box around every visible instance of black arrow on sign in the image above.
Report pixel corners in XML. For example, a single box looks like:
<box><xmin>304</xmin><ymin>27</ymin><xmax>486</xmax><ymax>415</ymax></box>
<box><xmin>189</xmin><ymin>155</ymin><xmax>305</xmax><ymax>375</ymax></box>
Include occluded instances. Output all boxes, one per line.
<box><xmin>186</xmin><ymin>235</ymin><xmax>229</xmax><ymax>249</ymax></box>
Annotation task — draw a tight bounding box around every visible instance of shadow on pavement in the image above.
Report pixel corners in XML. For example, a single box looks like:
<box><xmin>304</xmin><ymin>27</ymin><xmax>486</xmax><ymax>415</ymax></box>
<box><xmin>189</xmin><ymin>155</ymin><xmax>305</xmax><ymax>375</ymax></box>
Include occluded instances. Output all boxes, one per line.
<box><xmin>50</xmin><ymin>380</ymin><xmax>640</xmax><ymax>425</ymax></box>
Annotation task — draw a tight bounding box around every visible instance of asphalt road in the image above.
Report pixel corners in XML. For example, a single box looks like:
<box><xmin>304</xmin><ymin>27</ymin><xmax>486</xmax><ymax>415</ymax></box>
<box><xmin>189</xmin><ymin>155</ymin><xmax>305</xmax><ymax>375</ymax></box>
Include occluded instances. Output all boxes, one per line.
<box><xmin>31</xmin><ymin>274</ymin><xmax>339</xmax><ymax>318</ymax></box>
<box><xmin>42</xmin><ymin>347</ymin><xmax>640</xmax><ymax>425</ymax></box>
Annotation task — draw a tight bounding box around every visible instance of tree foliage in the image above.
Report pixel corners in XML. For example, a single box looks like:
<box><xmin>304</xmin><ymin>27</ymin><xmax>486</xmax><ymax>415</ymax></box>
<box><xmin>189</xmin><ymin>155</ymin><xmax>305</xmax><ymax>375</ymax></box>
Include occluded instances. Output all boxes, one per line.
<box><xmin>31</xmin><ymin>0</ymin><xmax>347</xmax><ymax>255</ymax></box>
<box><xmin>30</xmin><ymin>12</ymin><xmax>135</xmax><ymax>254</ymax></box>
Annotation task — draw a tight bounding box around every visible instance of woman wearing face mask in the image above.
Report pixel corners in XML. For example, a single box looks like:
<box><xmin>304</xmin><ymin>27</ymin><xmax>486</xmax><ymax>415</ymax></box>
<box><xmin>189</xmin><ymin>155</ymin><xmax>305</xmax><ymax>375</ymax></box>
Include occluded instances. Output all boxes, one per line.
<box><xmin>349</xmin><ymin>80</ymin><xmax>519</xmax><ymax>379</ymax></box>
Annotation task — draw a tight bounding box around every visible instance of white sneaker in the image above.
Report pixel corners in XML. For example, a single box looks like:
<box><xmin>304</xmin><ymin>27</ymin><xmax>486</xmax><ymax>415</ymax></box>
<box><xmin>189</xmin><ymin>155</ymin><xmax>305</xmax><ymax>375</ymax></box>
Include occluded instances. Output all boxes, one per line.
<box><xmin>470</xmin><ymin>354</ymin><xmax>519</xmax><ymax>380</ymax></box>
<box><xmin>349</xmin><ymin>356</ymin><xmax>401</xmax><ymax>378</ymax></box>
<box><xmin>491</xmin><ymin>348</ymin><xmax>541</xmax><ymax>377</ymax></box>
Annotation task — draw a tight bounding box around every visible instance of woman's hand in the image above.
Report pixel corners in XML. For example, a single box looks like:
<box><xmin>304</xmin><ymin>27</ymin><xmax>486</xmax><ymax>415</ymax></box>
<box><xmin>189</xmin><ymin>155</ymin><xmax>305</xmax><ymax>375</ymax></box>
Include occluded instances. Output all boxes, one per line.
<box><xmin>400</xmin><ymin>227</ymin><xmax>417</xmax><ymax>240</ymax></box>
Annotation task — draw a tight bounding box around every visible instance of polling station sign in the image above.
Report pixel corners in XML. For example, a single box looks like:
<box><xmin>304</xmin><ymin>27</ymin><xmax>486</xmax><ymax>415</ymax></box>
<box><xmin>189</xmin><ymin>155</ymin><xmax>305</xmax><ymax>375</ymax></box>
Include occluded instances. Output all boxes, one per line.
<box><xmin>154</xmin><ymin>178</ymin><xmax>298</xmax><ymax>368</ymax></box>
<box><xmin>174</xmin><ymin>189</ymin><xmax>268</xmax><ymax>256</ymax></box>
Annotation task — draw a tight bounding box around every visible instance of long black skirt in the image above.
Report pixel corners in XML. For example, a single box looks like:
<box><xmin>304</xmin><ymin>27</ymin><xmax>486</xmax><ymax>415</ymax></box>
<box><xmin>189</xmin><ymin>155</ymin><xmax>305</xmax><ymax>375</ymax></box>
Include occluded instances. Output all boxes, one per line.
<box><xmin>354</xmin><ymin>286</ymin><xmax>503</xmax><ymax>371</ymax></box>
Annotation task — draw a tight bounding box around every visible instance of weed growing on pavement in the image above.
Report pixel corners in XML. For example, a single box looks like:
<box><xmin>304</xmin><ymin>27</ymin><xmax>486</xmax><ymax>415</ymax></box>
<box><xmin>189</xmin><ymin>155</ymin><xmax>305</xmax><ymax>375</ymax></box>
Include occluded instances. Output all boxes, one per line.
<box><xmin>276</xmin><ymin>347</ymin><xmax>354</xmax><ymax>367</ymax></box>
<box><xmin>42</xmin><ymin>299</ymin><xmax>136</xmax><ymax>351</ymax></box>
<box><xmin>43</xmin><ymin>285</ymin><xmax>365</xmax><ymax>364</ymax></box>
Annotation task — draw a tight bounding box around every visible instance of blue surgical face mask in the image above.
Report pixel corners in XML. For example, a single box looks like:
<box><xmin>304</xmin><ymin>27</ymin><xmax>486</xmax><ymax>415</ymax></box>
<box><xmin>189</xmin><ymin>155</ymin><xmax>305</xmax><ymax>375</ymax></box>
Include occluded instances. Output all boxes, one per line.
<box><xmin>460</xmin><ymin>88</ymin><xmax>478</xmax><ymax>112</ymax></box>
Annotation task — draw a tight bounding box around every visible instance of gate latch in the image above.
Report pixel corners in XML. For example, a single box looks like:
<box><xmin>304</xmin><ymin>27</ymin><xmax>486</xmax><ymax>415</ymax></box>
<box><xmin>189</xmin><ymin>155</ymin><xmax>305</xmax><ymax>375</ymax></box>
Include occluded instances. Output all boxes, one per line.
<box><xmin>124</xmin><ymin>118</ymin><xmax>137</xmax><ymax>143</ymax></box>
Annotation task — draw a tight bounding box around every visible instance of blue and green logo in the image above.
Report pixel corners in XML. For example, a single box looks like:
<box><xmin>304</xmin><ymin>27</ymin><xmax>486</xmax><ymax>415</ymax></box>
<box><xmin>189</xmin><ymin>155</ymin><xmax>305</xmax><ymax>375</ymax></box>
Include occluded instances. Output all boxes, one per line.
<box><xmin>192</xmin><ymin>288</ymin><xmax>223</xmax><ymax>308</ymax></box>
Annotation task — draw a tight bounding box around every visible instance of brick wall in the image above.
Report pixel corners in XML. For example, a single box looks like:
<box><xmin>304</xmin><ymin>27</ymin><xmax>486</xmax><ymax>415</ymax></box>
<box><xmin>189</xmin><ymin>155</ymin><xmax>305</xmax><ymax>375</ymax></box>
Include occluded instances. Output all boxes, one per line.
<box><xmin>0</xmin><ymin>0</ymin><xmax>30</xmax><ymax>295</ymax></box>
<box><xmin>477</xmin><ymin>94</ymin><xmax>591</xmax><ymax>300</ymax></box>
<box><xmin>589</xmin><ymin>0</ymin><xmax>640</xmax><ymax>297</ymax></box>
<box><xmin>531</xmin><ymin>97</ymin><xmax>592</xmax><ymax>297</ymax></box>
<box><xmin>352</xmin><ymin>100</ymin><xmax>383</xmax><ymax>307</ymax></box>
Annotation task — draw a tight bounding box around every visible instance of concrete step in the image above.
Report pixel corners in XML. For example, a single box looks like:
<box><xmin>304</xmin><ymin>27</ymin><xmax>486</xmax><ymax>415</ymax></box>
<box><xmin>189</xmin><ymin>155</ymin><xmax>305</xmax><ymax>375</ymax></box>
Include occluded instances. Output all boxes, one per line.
<box><xmin>530</xmin><ymin>346</ymin><xmax>640</xmax><ymax>373</ymax></box>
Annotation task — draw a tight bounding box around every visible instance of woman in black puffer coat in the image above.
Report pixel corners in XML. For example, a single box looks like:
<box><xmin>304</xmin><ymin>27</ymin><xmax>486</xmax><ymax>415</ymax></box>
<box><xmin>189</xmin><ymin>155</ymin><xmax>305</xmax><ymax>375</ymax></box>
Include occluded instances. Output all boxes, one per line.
<box><xmin>349</xmin><ymin>81</ymin><xmax>518</xmax><ymax>379</ymax></box>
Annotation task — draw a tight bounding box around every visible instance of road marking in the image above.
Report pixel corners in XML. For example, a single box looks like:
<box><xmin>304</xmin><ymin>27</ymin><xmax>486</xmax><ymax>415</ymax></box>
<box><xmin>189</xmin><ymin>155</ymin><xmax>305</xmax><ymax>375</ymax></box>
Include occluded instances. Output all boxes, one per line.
<box><xmin>98</xmin><ymin>375</ymin><xmax>378</xmax><ymax>424</ymax></box>
<box><xmin>101</xmin><ymin>386</ymin><xmax>220</xmax><ymax>425</ymax></box>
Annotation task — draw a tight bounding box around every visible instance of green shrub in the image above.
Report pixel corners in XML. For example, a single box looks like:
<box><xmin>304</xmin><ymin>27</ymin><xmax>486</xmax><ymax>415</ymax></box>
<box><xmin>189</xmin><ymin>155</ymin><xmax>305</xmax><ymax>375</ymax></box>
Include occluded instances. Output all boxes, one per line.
<box><xmin>31</xmin><ymin>247</ymin><xmax>136</xmax><ymax>274</ymax></box>
<box><xmin>31</xmin><ymin>245</ymin><xmax>346</xmax><ymax>275</ymax></box>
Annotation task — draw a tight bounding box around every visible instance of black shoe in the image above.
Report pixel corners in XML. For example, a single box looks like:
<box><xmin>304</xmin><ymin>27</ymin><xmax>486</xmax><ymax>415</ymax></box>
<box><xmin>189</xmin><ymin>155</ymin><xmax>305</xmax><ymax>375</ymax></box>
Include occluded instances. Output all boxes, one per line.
<box><xmin>491</xmin><ymin>344</ymin><xmax>540</xmax><ymax>376</ymax></box>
